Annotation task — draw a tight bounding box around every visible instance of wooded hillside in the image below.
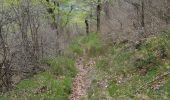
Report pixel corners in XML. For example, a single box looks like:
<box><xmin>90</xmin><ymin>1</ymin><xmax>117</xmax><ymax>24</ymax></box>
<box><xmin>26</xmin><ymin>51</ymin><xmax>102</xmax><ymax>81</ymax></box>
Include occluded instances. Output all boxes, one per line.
<box><xmin>0</xmin><ymin>0</ymin><xmax>170</xmax><ymax>99</ymax></box>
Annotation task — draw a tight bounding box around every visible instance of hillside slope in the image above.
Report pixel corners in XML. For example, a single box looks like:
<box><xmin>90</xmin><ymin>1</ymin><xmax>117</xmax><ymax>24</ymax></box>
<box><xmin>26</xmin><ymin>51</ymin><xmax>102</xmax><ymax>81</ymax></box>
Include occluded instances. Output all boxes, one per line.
<box><xmin>1</xmin><ymin>30</ymin><xmax>170</xmax><ymax>100</ymax></box>
<box><xmin>87</xmin><ymin>30</ymin><xmax>170</xmax><ymax>100</ymax></box>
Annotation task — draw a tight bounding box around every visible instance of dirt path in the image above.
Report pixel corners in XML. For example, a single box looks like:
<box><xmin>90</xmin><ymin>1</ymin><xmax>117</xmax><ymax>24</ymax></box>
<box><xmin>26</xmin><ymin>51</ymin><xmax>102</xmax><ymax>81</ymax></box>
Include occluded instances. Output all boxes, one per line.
<box><xmin>69</xmin><ymin>57</ymin><xmax>95</xmax><ymax>100</ymax></box>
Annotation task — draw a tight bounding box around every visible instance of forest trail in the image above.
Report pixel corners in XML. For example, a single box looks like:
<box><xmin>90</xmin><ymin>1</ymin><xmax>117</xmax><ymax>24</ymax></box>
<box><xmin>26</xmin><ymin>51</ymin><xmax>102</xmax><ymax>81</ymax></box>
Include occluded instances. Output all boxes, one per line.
<box><xmin>69</xmin><ymin>57</ymin><xmax>96</xmax><ymax>100</ymax></box>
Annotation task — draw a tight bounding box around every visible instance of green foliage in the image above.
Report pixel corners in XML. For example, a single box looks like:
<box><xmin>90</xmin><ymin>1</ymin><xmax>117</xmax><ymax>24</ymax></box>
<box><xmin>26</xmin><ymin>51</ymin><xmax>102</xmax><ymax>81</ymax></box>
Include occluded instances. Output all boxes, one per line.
<box><xmin>89</xmin><ymin>29</ymin><xmax>170</xmax><ymax>99</ymax></box>
<box><xmin>108</xmin><ymin>82</ymin><xmax>118</xmax><ymax>96</ymax></box>
<box><xmin>69</xmin><ymin>38</ymin><xmax>84</xmax><ymax>56</ymax></box>
<box><xmin>1</xmin><ymin>72</ymin><xmax>73</xmax><ymax>100</ymax></box>
<box><xmin>70</xmin><ymin>33</ymin><xmax>103</xmax><ymax>57</ymax></box>
<box><xmin>96</xmin><ymin>58</ymin><xmax>109</xmax><ymax>71</ymax></box>
<box><xmin>1</xmin><ymin>56</ymin><xmax>76</xmax><ymax>99</ymax></box>
<box><xmin>2</xmin><ymin>0</ymin><xmax>42</xmax><ymax>7</ymax></box>
<box><xmin>134</xmin><ymin>30</ymin><xmax>170</xmax><ymax>70</ymax></box>
<box><xmin>134</xmin><ymin>54</ymin><xmax>159</xmax><ymax>70</ymax></box>
<box><xmin>83</xmin><ymin>33</ymin><xmax>103</xmax><ymax>56</ymax></box>
<box><xmin>47</xmin><ymin>56</ymin><xmax>77</xmax><ymax>77</ymax></box>
<box><xmin>96</xmin><ymin>45</ymin><xmax>134</xmax><ymax>74</ymax></box>
<box><xmin>16</xmin><ymin>79</ymin><xmax>38</xmax><ymax>90</ymax></box>
<box><xmin>162</xmin><ymin>79</ymin><xmax>170</xmax><ymax>96</ymax></box>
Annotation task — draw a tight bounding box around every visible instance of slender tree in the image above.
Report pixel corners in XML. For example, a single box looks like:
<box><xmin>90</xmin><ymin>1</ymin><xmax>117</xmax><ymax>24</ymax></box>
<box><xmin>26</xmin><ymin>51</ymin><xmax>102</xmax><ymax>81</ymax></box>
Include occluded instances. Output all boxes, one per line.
<box><xmin>96</xmin><ymin>0</ymin><xmax>101</xmax><ymax>33</ymax></box>
<box><xmin>85</xmin><ymin>18</ymin><xmax>89</xmax><ymax>35</ymax></box>
<box><xmin>141</xmin><ymin>0</ymin><xmax>145</xmax><ymax>29</ymax></box>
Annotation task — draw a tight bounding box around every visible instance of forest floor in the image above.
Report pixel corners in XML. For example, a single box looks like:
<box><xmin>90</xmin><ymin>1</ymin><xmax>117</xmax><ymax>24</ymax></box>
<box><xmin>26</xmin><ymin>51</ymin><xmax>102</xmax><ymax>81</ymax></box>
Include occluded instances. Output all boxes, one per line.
<box><xmin>69</xmin><ymin>57</ymin><xmax>96</xmax><ymax>100</ymax></box>
<box><xmin>2</xmin><ymin>32</ymin><xmax>170</xmax><ymax>99</ymax></box>
<box><xmin>69</xmin><ymin>31</ymin><xmax>170</xmax><ymax>100</ymax></box>
<box><xmin>70</xmin><ymin>56</ymin><xmax>113</xmax><ymax>100</ymax></box>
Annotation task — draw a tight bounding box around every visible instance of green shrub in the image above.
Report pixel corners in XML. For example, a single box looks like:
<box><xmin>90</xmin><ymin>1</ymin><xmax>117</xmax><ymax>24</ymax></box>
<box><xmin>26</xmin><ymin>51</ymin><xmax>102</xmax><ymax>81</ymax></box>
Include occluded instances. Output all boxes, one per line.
<box><xmin>88</xmin><ymin>29</ymin><xmax>170</xmax><ymax>99</ymax></box>
<box><xmin>69</xmin><ymin>33</ymin><xmax>103</xmax><ymax>56</ymax></box>
<box><xmin>1</xmin><ymin>70</ymin><xmax>74</xmax><ymax>100</ymax></box>
<box><xmin>134</xmin><ymin>54</ymin><xmax>159</xmax><ymax>70</ymax></box>
<box><xmin>69</xmin><ymin>40</ymin><xmax>84</xmax><ymax>56</ymax></box>
<box><xmin>0</xmin><ymin>55</ymin><xmax>78</xmax><ymax>99</ymax></box>
<box><xmin>134</xmin><ymin>31</ymin><xmax>170</xmax><ymax>71</ymax></box>
<box><xmin>47</xmin><ymin>56</ymin><xmax>77</xmax><ymax>77</ymax></box>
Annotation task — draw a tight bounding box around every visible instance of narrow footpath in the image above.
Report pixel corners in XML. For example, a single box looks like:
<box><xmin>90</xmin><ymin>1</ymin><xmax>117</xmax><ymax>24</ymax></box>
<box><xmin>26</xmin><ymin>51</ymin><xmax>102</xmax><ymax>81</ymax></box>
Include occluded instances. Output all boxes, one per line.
<box><xmin>69</xmin><ymin>57</ymin><xmax>96</xmax><ymax>100</ymax></box>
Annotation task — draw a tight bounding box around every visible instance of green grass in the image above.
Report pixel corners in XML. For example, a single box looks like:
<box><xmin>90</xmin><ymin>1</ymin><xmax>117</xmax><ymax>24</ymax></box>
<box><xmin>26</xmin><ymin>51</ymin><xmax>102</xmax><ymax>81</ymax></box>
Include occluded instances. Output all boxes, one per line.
<box><xmin>88</xmin><ymin>29</ymin><xmax>170</xmax><ymax>99</ymax></box>
<box><xmin>133</xmin><ymin>30</ymin><xmax>170</xmax><ymax>71</ymax></box>
<box><xmin>2</xmin><ymin>29</ymin><xmax>170</xmax><ymax>99</ymax></box>
<box><xmin>46</xmin><ymin>56</ymin><xmax>77</xmax><ymax>77</ymax></box>
<box><xmin>69</xmin><ymin>33</ymin><xmax>104</xmax><ymax>57</ymax></box>
<box><xmin>1</xmin><ymin>56</ymin><xmax>77</xmax><ymax>100</ymax></box>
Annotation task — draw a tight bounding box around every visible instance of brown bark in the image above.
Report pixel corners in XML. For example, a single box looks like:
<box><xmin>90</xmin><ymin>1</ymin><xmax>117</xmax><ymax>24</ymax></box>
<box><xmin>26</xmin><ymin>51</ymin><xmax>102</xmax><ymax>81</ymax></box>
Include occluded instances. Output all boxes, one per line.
<box><xmin>104</xmin><ymin>1</ymin><xmax>110</xmax><ymax>19</ymax></box>
<box><xmin>85</xmin><ymin>18</ymin><xmax>89</xmax><ymax>35</ymax></box>
<box><xmin>0</xmin><ymin>26</ymin><xmax>12</xmax><ymax>92</ymax></box>
<box><xmin>141</xmin><ymin>0</ymin><xmax>145</xmax><ymax>28</ymax></box>
<box><xmin>97</xmin><ymin>0</ymin><xmax>101</xmax><ymax>33</ymax></box>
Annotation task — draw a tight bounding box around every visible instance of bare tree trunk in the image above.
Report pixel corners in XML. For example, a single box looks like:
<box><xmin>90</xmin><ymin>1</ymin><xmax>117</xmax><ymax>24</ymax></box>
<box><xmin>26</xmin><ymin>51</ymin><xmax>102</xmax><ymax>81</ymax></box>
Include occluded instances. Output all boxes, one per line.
<box><xmin>0</xmin><ymin>26</ymin><xmax>3</xmax><ymax>92</ymax></box>
<box><xmin>133</xmin><ymin>3</ymin><xmax>140</xmax><ymax>29</ymax></box>
<box><xmin>104</xmin><ymin>1</ymin><xmax>110</xmax><ymax>19</ymax></box>
<box><xmin>55</xmin><ymin>2</ymin><xmax>61</xmax><ymax>55</ymax></box>
<box><xmin>40</xmin><ymin>36</ymin><xmax>44</xmax><ymax>59</ymax></box>
<box><xmin>97</xmin><ymin>0</ymin><xmax>101</xmax><ymax>33</ymax></box>
<box><xmin>141</xmin><ymin>0</ymin><xmax>145</xmax><ymax>28</ymax></box>
<box><xmin>137</xmin><ymin>0</ymin><xmax>145</xmax><ymax>37</ymax></box>
<box><xmin>3</xmin><ymin>60</ymin><xmax>12</xmax><ymax>92</ymax></box>
<box><xmin>166</xmin><ymin>0</ymin><xmax>170</xmax><ymax>24</ymax></box>
<box><xmin>21</xmin><ymin>26</ymin><xmax>29</xmax><ymax>54</ymax></box>
<box><xmin>85</xmin><ymin>18</ymin><xmax>89</xmax><ymax>35</ymax></box>
<box><xmin>19</xmin><ymin>7</ymin><xmax>29</xmax><ymax>57</ymax></box>
<box><xmin>30</xmin><ymin>14</ymin><xmax>40</xmax><ymax>59</ymax></box>
<box><xmin>0</xmin><ymin>26</ymin><xmax>12</xmax><ymax>92</ymax></box>
<box><xmin>46</xmin><ymin>0</ymin><xmax>60</xmax><ymax>55</ymax></box>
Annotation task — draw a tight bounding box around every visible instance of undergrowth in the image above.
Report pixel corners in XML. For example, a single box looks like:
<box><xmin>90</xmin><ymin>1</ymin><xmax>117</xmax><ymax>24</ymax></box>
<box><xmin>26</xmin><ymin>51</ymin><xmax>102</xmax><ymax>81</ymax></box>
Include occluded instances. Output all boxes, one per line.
<box><xmin>1</xmin><ymin>57</ymin><xmax>77</xmax><ymax>100</ymax></box>
<box><xmin>88</xmin><ymin>29</ymin><xmax>170</xmax><ymax>100</ymax></box>
<box><xmin>2</xmin><ymin>29</ymin><xmax>170</xmax><ymax>99</ymax></box>
<box><xmin>69</xmin><ymin>33</ymin><xmax>104</xmax><ymax>57</ymax></box>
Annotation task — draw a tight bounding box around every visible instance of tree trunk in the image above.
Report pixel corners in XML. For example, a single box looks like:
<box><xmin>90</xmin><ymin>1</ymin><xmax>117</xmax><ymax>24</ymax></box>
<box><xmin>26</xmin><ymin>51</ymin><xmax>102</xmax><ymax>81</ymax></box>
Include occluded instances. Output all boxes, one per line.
<box><xmin>97</xmin><ymin>0</ymin><xmax>101</xmax><ymax>33</ymax></box>
<box><xmin>104</xmin><ymin>1</ymin><xmax>110</xmax><ymax>19</ymax></box>
<box><xmin>141</xmin><ymin>0</ymin><xmax>145</xmax><ymax>28</ymax></box>
<box><xmin>41</xmin><ymin>36</ymin><xmax>44</xmax><ymax>59</ymax></box>
<box><xmin>55</xmin><ymin>2</ymin><xmax>61</xmax><ymax>55</ymax></box>
<box><xmin>85</xmin><ymin>18</ymin><xmax>89</xmax><ymax>35</ymax></box>
<box><xmin>30</xmin><ymin>23</ymin><xmax>40</xmax><ymax>67</ymax></box>
<box><xmin>0</xmin><ymin>26</ymin><xmax>12</xmax><ymax>92</ymax></box>
<box><xmin>166</xmin><ymin>0</ymin><xmax>170</xmax><ymax>24</ymax></box>
<box><xmin>0</xmin><ymin>26</ymin><xmax>3</xmax><ymax>92</ymax></box>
